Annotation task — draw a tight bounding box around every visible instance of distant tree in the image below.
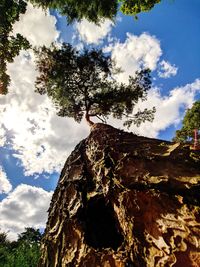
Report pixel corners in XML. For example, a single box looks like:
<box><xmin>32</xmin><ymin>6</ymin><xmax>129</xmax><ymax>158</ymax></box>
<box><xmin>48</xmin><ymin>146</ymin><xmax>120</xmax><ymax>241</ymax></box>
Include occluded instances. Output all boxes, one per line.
<box><xmin>35</xmin><ymin>43</ymin><xmax>155</xmax><ymax>127</ymax></box>
<box><xmin>0</xmin><ymin>232</ymin><xmax>10</xmax><ymax>267</ymax></box>
<box><xmin>173</xmin><ymin>101</ymin><xmax>200</xmax><ymax>143</ymax></box>
<box><xmin>0</xmin><ymin>0</ymin><xmax>31</xmax><ymax>94</ymax></box>
<box><xmin>0</xmin><ymin>232</ymin><xmax>9</xmax><ymax>245</ymax></box>
<box><xmin>29</xmin><ymin>0</ymin><xmax>161</xmax><ymax>24</ymax></box>
<box><xmin>18</xmin><ymin>227</ymin><xmax>42</xmax><ymax>244</ymax></box>
<box><xmin>11</xmin><ymin>228</ymin><xmax>42</xmax><ymax>267</ymax></box>
<box><xmin>0</xmin><ymin>228</ymin><xmax>42</xmax><ymax>267</ymax></box>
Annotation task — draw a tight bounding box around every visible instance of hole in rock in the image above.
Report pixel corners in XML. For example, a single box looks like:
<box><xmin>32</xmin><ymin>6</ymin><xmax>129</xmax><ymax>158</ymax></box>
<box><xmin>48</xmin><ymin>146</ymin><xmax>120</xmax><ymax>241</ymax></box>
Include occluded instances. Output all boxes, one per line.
<box><xmin>84</xmin><ymin>197</ymin><xmax>123</xmax><ymax>250</ymax></box>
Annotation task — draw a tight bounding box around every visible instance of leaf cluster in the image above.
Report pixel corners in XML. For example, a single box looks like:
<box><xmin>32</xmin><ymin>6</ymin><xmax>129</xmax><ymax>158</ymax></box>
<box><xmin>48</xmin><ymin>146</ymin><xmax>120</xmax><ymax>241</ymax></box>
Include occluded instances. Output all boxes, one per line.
<box><xmin>119</xmin><ymin>0</ymin><xmax>161</xmax><ymax>18</ymax></box>
<box><xmin>30</xmin><ymin>0</ymin><xmax>118</xmax><ymax>24</ymax></box>
<box><xmin>0</xmin><ymin>0</ymin><xmax>31</xmax><ymax>94</ymax></box>
<box><xmin>29</xmin><ymin>0</ymin><xmax>161</xmax><ymax>24</ymax></box>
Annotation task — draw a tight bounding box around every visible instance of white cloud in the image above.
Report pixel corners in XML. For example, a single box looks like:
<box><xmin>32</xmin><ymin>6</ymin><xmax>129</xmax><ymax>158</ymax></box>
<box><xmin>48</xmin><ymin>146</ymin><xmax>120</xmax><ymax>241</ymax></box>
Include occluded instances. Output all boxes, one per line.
<box><xmin>0</xmin><ymin>184</ymin><xmax>52</xmax><ymax>240</ymax></box>
<box><xmin>158</xmin><ymin>60</ymin><xmax>178</xmax><ymax>78</ymax></box>
<box><xmin>0</xmin><ymin>127</ymin><xmax>6</xmax><ymax>147</ymax></box>
<box><xmin>0</xmin><ymin>50</ymin><xmax>89</xmax><ymax>176</ymax></box>
<box><xmin>104</xmin><ymin>32</ymin><xmax>162</xmax><ymax>83</ymax></box>
<box><xmin>0</xmin><ymin>4</ymin><xmax>89</xmax><ymax>176</ymax></box>
<box><xmin>12</xmin><ymin>3</ymin><xmax>60</xmax><ymax>46</ymax></box>
<box><xmin>0</xmin><ymin>167</ymin><xmax>12</xmax><ymax>194</ymax></box>
<box><xmin>109</xmin><ymin>79</ymin><xmax>200</xmax><ymax>138</ymax></box>
<box><xmin>75</xmin><ymin>19</ymin><xmax>114</xmax><ymax>44</ymax></box>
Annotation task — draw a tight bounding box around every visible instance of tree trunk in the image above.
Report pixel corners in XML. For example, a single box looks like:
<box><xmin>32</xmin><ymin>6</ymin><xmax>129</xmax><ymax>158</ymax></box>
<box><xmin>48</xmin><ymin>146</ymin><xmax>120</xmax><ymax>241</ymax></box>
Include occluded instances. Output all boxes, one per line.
<box><xmin>85</xmin><ymin>112</ymin><xmax>94</xmax><ymax>127</ymax></box>
<box><xmin>38</xmin><ymin>124</ymin><xmax>200</xmax><ymax>267</ymax></box>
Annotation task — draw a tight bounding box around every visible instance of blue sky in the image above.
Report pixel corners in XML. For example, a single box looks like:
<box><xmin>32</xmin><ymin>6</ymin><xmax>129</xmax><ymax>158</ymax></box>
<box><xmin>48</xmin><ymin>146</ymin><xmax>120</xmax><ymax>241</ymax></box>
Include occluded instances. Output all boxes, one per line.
<box><xmin>0</xmin><ymin>1</ymin><xmax>200</xmax><ymax>239</ymax></box>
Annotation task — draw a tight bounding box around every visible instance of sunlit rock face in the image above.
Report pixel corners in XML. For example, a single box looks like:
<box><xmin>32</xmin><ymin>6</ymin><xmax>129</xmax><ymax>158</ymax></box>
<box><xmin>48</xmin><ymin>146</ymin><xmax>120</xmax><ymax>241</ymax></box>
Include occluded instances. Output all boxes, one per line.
<box><xmin>39</xmin><ymin>124</ymin><xmax>200</xmax><ymax>267</ymax></box>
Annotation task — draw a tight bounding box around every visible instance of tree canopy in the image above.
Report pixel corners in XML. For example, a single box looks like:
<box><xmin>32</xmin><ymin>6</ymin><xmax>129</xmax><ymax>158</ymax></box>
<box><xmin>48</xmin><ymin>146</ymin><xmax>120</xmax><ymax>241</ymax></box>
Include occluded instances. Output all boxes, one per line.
<box><xmin>35</xmin><ymin>43</ymin><xmax>155</xmax><ymax>127</ymax></box>
<box><xmin>30</xmin><ymin>0</ymin><xmax>161</xmax><ymax>24</ymax></box>
<box><xmin>173</xmin><ymin>101</ymin><xmax>200</xmax><ymax>143</ymax></box>
<box><xmin>0</xmin><ymin>0</ymin><xmax>31</xmax><ymax>94</ymax></box>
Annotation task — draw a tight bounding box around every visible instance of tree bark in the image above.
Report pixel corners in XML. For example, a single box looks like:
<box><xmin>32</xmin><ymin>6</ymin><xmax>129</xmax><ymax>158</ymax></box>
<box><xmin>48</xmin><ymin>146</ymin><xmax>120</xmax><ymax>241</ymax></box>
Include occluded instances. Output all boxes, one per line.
<box><xmin>38</xmin><ymin>124</ymin><xmax>200</xmax><ymax>267</ymax></box>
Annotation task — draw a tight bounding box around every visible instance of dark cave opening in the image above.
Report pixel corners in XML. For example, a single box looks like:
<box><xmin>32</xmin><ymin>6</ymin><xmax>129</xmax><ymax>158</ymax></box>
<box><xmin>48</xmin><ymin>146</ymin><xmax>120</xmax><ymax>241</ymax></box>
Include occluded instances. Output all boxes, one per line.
<box><xmin>83</xmin><ymin>197</ymin><xmax>123</xmax><ymax>250</ymax></box>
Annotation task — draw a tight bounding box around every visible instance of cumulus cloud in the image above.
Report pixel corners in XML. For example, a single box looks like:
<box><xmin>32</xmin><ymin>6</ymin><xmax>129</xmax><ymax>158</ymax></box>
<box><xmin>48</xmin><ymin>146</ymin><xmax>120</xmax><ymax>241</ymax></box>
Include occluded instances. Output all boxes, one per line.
<box><xmin>0</xmin><ymin>167</ymin><xmax>12</xmax><ymax>194</ymax></box>
<box><xmin>0</xmin><ymin>127</ymin><xmax>6</xmax><ymax>147</ymax></box>
<box><xmin>109</xmin><ymin>79</ymin><xmax>200</xmax><ymax>138</ymax></box>
<box><xmin>104</xmin><ymin>32</ymin><xmax>162</xmax><ymax>83</ymax></box>
<box><xmin>74</xmin><ymin>19</ymin><xmax>114</xmax><ymax>44</ymax></box>
<box><xmin>0</xmin><ymin>4</ymin><xmax>89</xmax><ymax>176</ymax></box>
<box><xmin>0</xmin><ymin>50</ymin><xmax>89</xmax><ymax>176</ymax></box>
<box><xmin>158</xmin><ymin>60</ymin><xmax>178</xmax><ymax>78</ymax></box>
<box><xmin>12</xmin><ymin>3</ymin><xmax>60</xmax><ymax>46</ymax></box>
<box><xmin>0</xmin><ymin>184</ymin><xmax>52</xmax><ymax>240</ymax></box>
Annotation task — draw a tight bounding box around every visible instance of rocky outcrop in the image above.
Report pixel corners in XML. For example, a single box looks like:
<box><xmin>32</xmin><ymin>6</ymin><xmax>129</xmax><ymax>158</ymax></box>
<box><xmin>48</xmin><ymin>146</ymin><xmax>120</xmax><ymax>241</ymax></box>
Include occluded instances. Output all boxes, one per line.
<box><xmin>39</xmin><ymin>124</ymin><xmax>200</xmax><ymax>267</ymax></box>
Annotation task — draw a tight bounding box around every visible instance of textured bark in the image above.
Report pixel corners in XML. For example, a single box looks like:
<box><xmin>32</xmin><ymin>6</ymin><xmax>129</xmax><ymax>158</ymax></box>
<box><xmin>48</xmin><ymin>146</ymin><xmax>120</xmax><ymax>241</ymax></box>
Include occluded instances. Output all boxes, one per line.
<box><xmin>39</xmin><ymin>124</ymin><xmax>200</xmax><ymax>267</ymax></box>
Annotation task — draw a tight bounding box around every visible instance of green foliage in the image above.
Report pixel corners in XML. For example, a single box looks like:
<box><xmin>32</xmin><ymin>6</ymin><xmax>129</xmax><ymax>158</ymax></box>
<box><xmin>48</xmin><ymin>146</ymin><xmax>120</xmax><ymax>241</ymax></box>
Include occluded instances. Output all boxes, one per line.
<box><xmin>173</xmin><ymin>101</ymin><xmax>200</xmax><ymax>143</ymax></box>
<box><xmin>120</xmin><ymin>0</ymin><xmax>161</xmax><ymax>18</ymax></box>
<box><xmin>30</xmin><ymin>0</ymin><xmax>161</xmax><ymax>24</ymax></box>
<box><xmin>0</xmin><ymin>0</ymin><xmax>31</xmax><ymax>94</ymax></box>
<box><xmin>35</xmin><ymin>43</ymin><xmax>155</xmax><ymax>127</ymax></box>
<box><xmin>30</xmin><ymin>0</ymin><xmax>118</xmax><ymax>24</ymax></box>
<box><xmin>0</xmin><ymin>233</ymin><xmax>10</xmax><ymax>267</ymax></box>
<box><xmin>0</xmin><ymin>228</ymin><xmax>42</xmax><ymax>267</ymax></box>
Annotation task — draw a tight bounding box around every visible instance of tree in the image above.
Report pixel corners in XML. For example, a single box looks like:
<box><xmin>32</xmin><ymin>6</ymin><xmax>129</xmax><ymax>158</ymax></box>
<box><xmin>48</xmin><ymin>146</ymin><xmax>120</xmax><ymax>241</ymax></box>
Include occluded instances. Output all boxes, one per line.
<box><xmin>0</xmin><ymin>232</ymin><xmax>10</xmax><ymax>267</ymax></box>
<box><xmin>12</xmin><ymin>228</ymin><xmax>42</xmax><ymax>267</ymax></box>
<box><xmin>29</xmin><ymin>0</ymin><xmax>161</xmax><ymax>24</ymax></box>
<box><xmin>0</xmin><ymin>228</ymin><xmax>42</xmax><ymax>267</ymax></box>
<box><xmin>173</xmin><ymin>101</ymin><xmax>200</xmax><ymax>143</ymax></box>
<box><xmin>35</xmin><ymin>43</ymin><xmax>155</xmax><ymax>127</ymax></box>
<box><xmin>18</xmin><ymin>227</ymin><xmax>42</xmax><ymax>244</ymax></box>
<box><xmin>0</xmin><ymin>0</ymin><xmax>31</xmax><ymax>94</ymax></box>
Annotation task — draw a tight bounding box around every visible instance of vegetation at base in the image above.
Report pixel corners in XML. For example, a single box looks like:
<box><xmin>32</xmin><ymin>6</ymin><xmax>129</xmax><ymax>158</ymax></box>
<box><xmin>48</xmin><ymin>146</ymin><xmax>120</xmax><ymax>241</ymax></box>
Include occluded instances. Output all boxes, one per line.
<box><xmin>29</xmin><ymin>0</ymin><xmax>161</xmax><ymax>24</ymax></box>
<box><xmin>0</xmin><ymin>0</ymin><xmax>31</xmax><ymax>94</ymax></box>
<box><xmin>0</xmin><ymin>228</ymin><xmax>42</xmax><ymax>267</ymax></box>
<box><xmin>173</xmin><ymin>101</ymin><xmax>200</xmax><ymax>143</ymax></box>
<box><xmin>34</xmin><ymin>43</ymin><xmax>155</xmax><ymax>127</ymax></box>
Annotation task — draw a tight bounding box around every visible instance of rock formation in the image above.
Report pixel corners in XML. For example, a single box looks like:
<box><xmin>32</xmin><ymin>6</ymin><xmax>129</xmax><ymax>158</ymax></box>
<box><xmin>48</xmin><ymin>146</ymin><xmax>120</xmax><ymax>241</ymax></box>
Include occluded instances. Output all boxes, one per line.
<box><xmin>39</xmin><ymin>124</ymin><xmax>200</xmax><ymax>267</ymax></box>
